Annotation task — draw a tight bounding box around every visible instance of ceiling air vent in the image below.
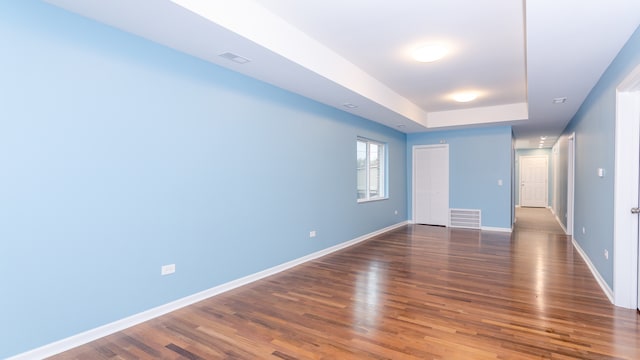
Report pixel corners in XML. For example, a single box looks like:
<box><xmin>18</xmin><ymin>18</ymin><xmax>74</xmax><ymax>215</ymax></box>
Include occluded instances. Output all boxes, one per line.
<box><xmin>219</xmin><ymin>52</ymin><xmax>251</xmax><ymax>64</ymax></box>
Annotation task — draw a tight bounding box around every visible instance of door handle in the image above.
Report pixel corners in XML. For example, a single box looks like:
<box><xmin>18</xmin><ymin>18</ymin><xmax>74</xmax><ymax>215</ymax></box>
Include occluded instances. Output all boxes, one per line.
<box><xmin>632</xmin><ymin>207</ymin><xmax>640</xmax><ymax>214</ymax></box>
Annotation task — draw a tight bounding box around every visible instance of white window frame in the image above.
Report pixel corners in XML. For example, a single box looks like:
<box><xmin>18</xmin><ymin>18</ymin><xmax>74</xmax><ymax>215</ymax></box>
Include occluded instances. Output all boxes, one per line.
<box><xmin>357</xmin><ymin>137</ymin><xmax>388</xmax><ymax>202</ymax></box>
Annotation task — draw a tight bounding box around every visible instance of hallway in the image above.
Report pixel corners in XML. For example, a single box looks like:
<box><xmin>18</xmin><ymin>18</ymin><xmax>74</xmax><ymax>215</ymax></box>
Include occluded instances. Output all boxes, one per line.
<box><xmin>514</xmin><ymin>206</ymin><xmax>566</xmax><ymax>235</ymax></box>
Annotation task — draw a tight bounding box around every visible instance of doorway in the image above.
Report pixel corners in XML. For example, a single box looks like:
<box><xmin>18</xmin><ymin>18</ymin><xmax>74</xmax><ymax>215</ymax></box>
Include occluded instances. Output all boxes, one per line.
<box><xmin>613</xmin><ymin>64</ymin><xmax>640</xmax><ymax>309</ymax></box>
<box><xmin>519</xmin><ymin>155</ymin><xmax>548</xmax><ymax>207</ymax></box>
<box><xmin>413</xmin><ymin>145</ymin><xmax>449</xmax><ymax>226</ymax></box>
<box><xmin>567</xmin><ymin>134</ymin><xmax>575</xmax><ymax>236</ymax></box>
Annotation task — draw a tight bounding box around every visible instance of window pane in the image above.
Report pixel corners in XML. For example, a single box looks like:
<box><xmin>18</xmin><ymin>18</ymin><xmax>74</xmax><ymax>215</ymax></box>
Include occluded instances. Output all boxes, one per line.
<box><xmin>357</xmin><ymin>138</ymin><xmax>386</xmax><ymax>201</ymax></box>
<box><xmin>376</xmin><ymin>143</ymin><xmax>384</xmax><ymax>197</ymax></box>
<box><xmin>357</xmin><ymin>141</ymin><xmax>367</xmax><ymax>199</ymax></box>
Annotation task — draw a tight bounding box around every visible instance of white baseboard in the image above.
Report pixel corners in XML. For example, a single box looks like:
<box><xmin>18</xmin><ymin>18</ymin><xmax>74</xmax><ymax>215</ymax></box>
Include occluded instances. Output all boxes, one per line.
<box><xmin>555</xmin><ymin>214</ymin><xmax>568</xmax><ymax>234</ymax></box>
<box><xmin>571</xmin><ymin>237</ymin><xmax>614</xmax><ymax>304</ymax></box>
<box><xmin>8</xmin><ymin>221</ymin><xmax>408</xmax><ymax>360</ymax></box>
<box><xmin>481</xmin><ymin>226</ymin><xmax>513</xmax><ymax>233</ymax></box>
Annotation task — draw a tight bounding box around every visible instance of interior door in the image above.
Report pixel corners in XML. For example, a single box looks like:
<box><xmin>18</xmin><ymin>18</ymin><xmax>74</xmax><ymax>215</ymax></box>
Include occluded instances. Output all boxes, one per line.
<box><xmin>520</xmin><ymin>155</ymin><xmax>548</xmax><ymax>207</ymax></box>
<box><xmin>413</xmin><ymin>145</ymin><xmax>449</xmax><ymax>226</ymax></box>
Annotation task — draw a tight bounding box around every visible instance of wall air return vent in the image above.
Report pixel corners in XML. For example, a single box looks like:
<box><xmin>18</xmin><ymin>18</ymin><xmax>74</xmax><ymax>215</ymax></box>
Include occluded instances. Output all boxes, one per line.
<box><xmin>449</xmin><ymin>208</ymin><xmax>481</xmax><ymax>229</ymax></box>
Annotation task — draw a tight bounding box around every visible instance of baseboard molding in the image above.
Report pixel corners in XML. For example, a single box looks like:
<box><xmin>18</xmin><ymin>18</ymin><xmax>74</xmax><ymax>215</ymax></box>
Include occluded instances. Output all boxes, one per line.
<box><xmin>481</xmin><ymin>226</ymin><xmax>512</xmax><ymax>233</ymax></box>
<box><xmin>555</xmin><ymin>214</ymin><xmax>568</xmax><ymax>234</ymax></box>
<box><xmin>8</xmin><ymin>221</ymin><xmax>408</xmax><ymax>360</ymax></box>
<box><xmin>408</xmin><ymin>220</ymin><xmax>512</xmax><ymax>233</ymax></box>
<box><xmin>571</xmin><ymin>237</ymin><xmax>615</xmax><ymax>304</ymax></box>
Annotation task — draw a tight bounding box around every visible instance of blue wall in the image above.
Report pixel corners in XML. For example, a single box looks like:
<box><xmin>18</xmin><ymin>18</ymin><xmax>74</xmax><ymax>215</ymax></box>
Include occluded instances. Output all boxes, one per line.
<box><xmin>558</xmin><ymin>25</ymin><xmax>640</xmax><ymax>289</ymax></box>
<box><xmin>0</xmin><ymin>2</ymin><xmax>407</xmax><ymax>357</ymax></box>
<box><xmin>514</xmin><ymin>148</ymin><xmax>553</xmax><ymax>206</ymax></box>
<box><xmin>407</xmin><ymin>127</ymin><xmax>513</xmax><ymax>229</ymax></box>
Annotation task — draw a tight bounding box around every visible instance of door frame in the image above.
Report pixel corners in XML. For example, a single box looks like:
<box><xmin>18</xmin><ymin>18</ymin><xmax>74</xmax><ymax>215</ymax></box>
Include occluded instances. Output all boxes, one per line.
<box><xmin>519</xmin><ymin>155</ymin><xmax>548</xmax><ymax>207</ymax></box>
<box><xmin>613</xmin><ymin>64</ymin><xmax>640</xmax><ymax>309</ymax></box>
<box><xmin>567</xmin><ymin>134</ymin><xmax>575</xmax><ymax>236</ymax></box>
<box><xmin>412</xmin><ymin>144</ymin><xmax>449</xmax><ymax>225</ymax></box>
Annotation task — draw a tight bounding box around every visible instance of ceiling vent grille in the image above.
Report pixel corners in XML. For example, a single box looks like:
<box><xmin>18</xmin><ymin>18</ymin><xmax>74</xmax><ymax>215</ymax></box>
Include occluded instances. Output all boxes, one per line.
<box><xmin>449</xmin><ymin>208</ymin><xmax>481</xmax><ymax>229</ymax></box>
<box><xmin>218</xmin><ymin>52</ymin><xmax>251</xmax><ymax>64</ymax></box>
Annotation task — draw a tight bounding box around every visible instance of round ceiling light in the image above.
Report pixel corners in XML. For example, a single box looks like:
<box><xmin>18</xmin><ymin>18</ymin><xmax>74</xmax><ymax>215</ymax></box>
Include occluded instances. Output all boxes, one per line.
<box><xmin>412</xmin><ymin>44</ymin><xmax>448</xmax><ymax>63</ymax></box>
<box><xmin>452</xmin><ymin>92</ymin><xmax>478</xmax><ymax>102</ymax></box>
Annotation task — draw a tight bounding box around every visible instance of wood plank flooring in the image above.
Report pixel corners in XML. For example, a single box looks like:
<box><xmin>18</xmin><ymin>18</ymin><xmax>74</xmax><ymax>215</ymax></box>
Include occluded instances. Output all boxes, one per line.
<box><xmin>51</xmin><ymin>216</ymin><xmax>640</xmax><ymax>359</ymax></box>
<box><xmin>514</xmin><ymin>207</ymin><xmax>566</xmax><ymax>234</ymax></box>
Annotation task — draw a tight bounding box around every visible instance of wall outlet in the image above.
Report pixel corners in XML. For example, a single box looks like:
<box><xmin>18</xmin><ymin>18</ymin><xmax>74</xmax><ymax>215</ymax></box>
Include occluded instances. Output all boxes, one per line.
<box><xmin>309</xmin><ymin>230</ymin><xmax>317</xmax><ymax>238</ymax></box>
<box><xmin>394</xmin><ymin>210</ymin><xmax>398</xmax><ymax>215</ymax></box>
<box><xmin>604</xmin><ymin>249</ymin><xmax>609</xmax><ymax>260</ymax></box>
<box><xmin>161</xmin><ymin>264</ymin><xmax>176</xmax><ymax>276</ymax></box>
<box><xmin>582</xmin><ymin>227</ymin><xmax>586</xmax><ymax>234</ymax></box>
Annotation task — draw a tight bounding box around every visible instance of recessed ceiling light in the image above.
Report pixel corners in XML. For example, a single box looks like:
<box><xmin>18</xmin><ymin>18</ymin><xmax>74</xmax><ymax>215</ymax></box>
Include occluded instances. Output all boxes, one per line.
<box><xmin>552</xmin><ymin>97</ymin><xmax>567</xmax><ymax>104</ymax></box>
<box><xmin>540</xmin><ymin>136</ymin><xmax>547</xmax><ymax>140</ymax></box>
<box><xmin>397</xmin><ymin>124</ymin><xmax>406</xmax><ymax>128</ymax></box>
<box><xmin>219</xmin><ymin>52</ymin><xmax>251</xmax><ymax>64</ymax></box>
<box><xmin>412</xmin><ymin>44</ymin><xmax>448</xmax><ymax>63</ymax></box>
<box><xmin>452</xmin><ymin>92</ymin><xmax>478</xmax><ymax>103</ymax></box>
<box><xmin>343</xmin><ymin>103</ymin><xmax>358</xmax><ymax>109</ymax></box>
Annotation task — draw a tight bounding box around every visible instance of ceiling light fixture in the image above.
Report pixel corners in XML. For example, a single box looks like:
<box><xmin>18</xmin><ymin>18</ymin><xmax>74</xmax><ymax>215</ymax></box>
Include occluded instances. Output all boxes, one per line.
<box><xmin>540</xmin><ymin>136</ymin><xmax>547</xmax><ymax>140</ymax></box>
<box><xmin>452</xmin><ymin>92</ymin><xmax>478</xmax><ymax>103</ymax></box>
<box><xmin>343</xmin><ymin>103</ymin><xmax>358</xmax><ymax>109</ymax></box>
<box><xmin>552</xmin><ymin>97</ymin><xmax>567</xmax><ymax>104</ymax></box>
<box><xmin>412</xmin><ymin>44</ymin><xmax>448</xmax><ymax>63</ymax></box>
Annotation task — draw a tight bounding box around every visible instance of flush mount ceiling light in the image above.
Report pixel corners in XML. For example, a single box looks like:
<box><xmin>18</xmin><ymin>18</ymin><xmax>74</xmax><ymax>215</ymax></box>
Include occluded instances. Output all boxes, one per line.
<box><xmin>452</xmin><ymin>92</ymin><xmax>478</xmax><ymax>103</ymax></box>
<box><xmin>219</xmin><ymin>52</ymin><xmax>251</xmax><ymax>64</ymax></box>
<box><xmin>412</xmin><ymin>44</ymin><xmax>448</xmax><ymax>63</ymax></box>
<box><xmin>552</xmin><ymin>97</ymin><xmax>567</xmax><ymax>104</ymax></box>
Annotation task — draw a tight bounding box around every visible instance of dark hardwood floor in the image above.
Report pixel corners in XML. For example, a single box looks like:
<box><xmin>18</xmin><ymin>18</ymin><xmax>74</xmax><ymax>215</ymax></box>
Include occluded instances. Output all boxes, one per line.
<box><xmin>51</xmin><ymin>215</ymin><xmax>640</xmax><ymax>359</ymax></box>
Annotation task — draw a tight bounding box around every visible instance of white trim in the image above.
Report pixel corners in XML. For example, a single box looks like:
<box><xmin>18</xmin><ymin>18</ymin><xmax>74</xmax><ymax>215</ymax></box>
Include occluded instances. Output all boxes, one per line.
<box><xmin>555</xmin><ymin>214</ymin><xmax>568</xmax><ymax>234</ymax></box>
<box><xmin>481</xmin><ymin>226</ymin><xmax>513</xmax><ymax>233</ymax></box>
<box><xmin>566</xmin><ymin>134</ymin><xmax>575</xmax><ymax>236</ymax></box>
<box><xmin>613</xmin><ymin>64</ymin><xmax>640</xmax><ymax>309</ymax></box>
<box><xmin>572</xmin><ymin>237</ymin><xmax>615</xmax><ymax>304</ymax></box>
<box><xmin>409</xmin><ymin>223</ymin><xmax>513</xmax><ymax>233</ymax></box>
<box><xmin>548</xmin><ymin>206</ymin><xmax>569</xmax><ymax>234</ymax></box>
<box><xmin>8</xmin><ymin>221</ymin><xmax>408</xmax><ymax>360</ymax></box>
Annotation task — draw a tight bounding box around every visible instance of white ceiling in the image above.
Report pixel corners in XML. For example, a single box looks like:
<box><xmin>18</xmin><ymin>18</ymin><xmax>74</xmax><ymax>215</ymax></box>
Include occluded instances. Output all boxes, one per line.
<box><xmin>44</xmin><ymin>0</ymin><xmax>640</xmax><ymax>148</ymax></box>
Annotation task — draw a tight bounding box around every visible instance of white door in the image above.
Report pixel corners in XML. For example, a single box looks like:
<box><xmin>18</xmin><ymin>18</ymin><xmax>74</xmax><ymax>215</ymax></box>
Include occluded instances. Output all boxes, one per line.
<box><xmin>520</xmin><ymin>155</ymin><xmax>548</xmax><ymax>207</ymax></box>
<box><xmin>413</xmin><ymin>145</ymin><xmax>449</xmax><ymax>226</ymax></box>
<box><xmin>613</xmin><ymin>64</ymin><xmax>640</xmax><ymax>309</ymax></box>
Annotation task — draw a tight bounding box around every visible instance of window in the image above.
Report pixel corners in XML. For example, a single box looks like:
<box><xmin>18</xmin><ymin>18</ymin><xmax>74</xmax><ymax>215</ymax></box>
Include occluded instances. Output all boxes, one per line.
<box><xmin>357</xmin><ymin>138</ymin><xmax>387</xmax><ymax>201</ymax></box>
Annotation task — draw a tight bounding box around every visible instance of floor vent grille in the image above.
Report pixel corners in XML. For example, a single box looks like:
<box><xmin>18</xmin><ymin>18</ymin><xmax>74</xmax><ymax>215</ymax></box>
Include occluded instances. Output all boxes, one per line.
<box><xmin>449</xmin><ymin>209</ymin><xmax>481</xmax><ymax>229</ymax></box>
